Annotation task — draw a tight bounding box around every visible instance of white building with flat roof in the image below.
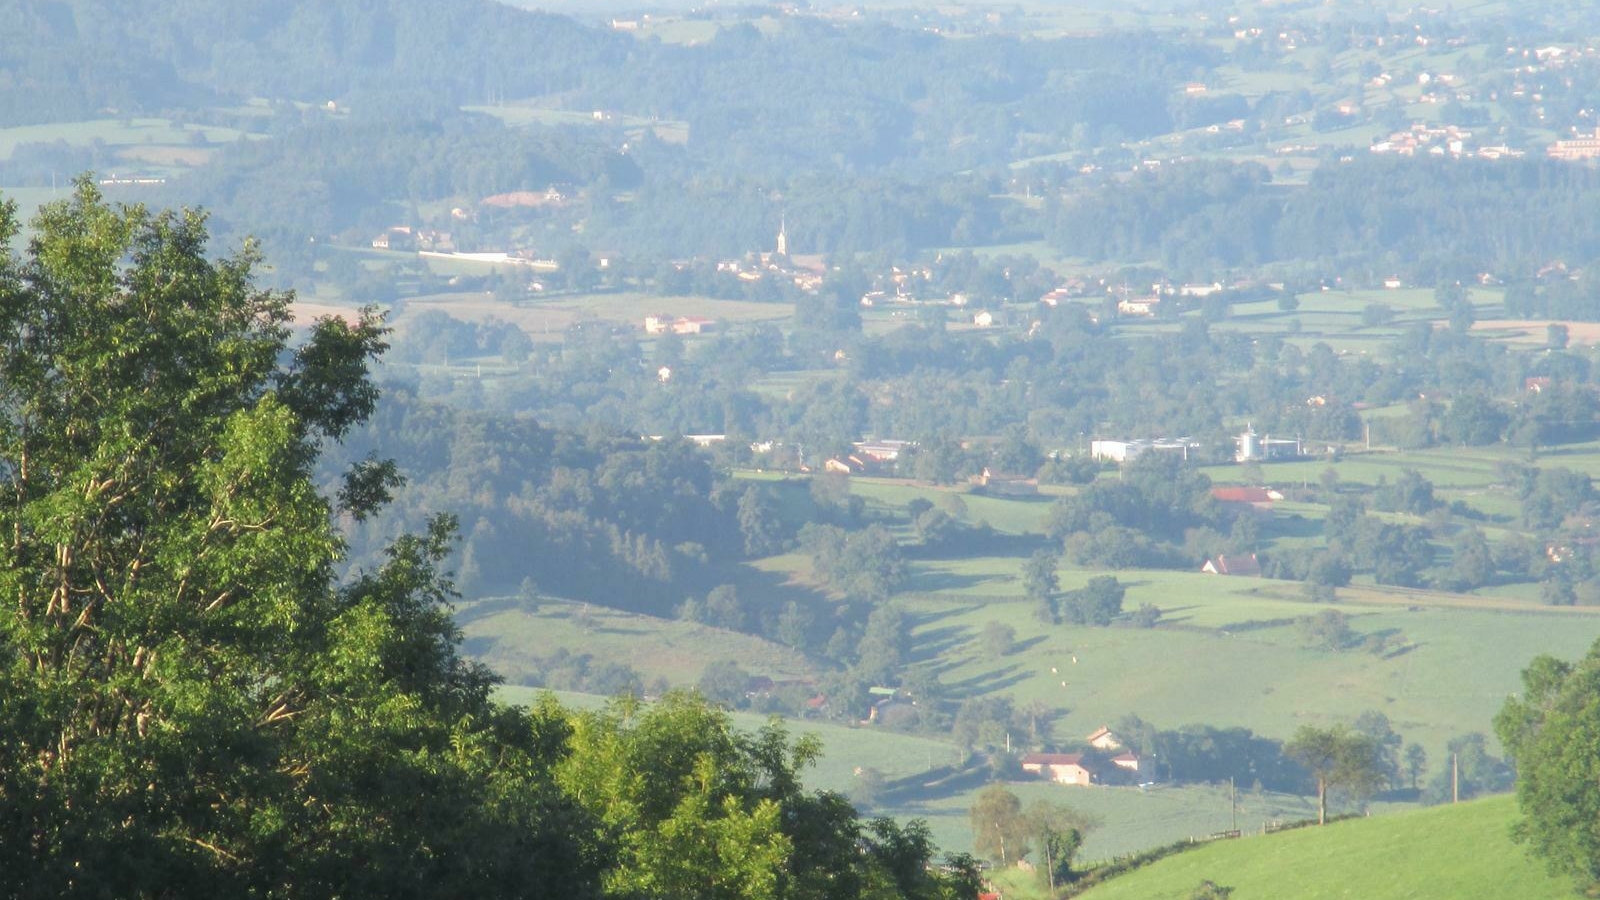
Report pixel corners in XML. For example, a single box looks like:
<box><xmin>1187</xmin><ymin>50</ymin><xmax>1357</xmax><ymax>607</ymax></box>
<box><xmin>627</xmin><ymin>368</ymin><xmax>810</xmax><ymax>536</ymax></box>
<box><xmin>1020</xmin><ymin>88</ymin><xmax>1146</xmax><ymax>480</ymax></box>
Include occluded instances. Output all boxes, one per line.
<box><xmin>1090</xmin><ymin>438</ymin><xmax>1200</xmax><ymax>463</ymax></box>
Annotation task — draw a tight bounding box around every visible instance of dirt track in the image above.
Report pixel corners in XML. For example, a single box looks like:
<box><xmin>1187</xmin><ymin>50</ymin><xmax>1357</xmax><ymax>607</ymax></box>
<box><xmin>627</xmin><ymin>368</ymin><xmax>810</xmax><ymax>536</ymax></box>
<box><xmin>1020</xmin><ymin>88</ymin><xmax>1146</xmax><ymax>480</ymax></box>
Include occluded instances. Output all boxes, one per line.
<box><xmin>1472</xmin><ymin>319</ymin><xmax>1600</xmax><ymax>345</ymax></box>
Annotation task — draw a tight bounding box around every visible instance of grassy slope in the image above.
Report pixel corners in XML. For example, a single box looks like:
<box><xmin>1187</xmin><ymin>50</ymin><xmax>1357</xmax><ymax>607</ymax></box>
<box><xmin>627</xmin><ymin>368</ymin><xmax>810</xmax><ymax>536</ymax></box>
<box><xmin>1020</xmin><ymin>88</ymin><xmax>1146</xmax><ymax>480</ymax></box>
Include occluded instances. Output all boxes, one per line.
<box><xmin>456</xmin><ymin>595</ymin><xmax>815</xmax><ymax>686</ymax></box>
<box><xmin>900</xmin><ymin>585</ymin><xmax>1600</xmax><ymax>757</ymax></box>
<box><xmin>1075</xmin><ymin>794</ymin><xmax>1582</xmax><ymax>900</ymax></box>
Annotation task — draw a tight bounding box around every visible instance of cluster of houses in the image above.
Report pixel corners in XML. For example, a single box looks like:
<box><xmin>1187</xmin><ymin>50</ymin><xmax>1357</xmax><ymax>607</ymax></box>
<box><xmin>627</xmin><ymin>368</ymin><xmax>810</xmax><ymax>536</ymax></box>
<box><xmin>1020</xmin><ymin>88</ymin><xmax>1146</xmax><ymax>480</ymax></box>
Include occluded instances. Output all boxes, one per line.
<box><xmin>1369</xmin><ymin>122</ymin><xmax>1524</xmax><ymax>161</ymax></box>
<box><xmin>1037</xmin><ymin>280</ymin><xmax>1226</xmax><ymax>319</ymax></box>
<box><xmin>713</xmin><ymin>221</ymin><xmax>828</xmax><ymax>293</ymax></box>
<box><xmin>643</xmin><ymin>314</ymin><xmax>718</xmax><ymax>336</ymax></box>
<box><xmin>822</xmin><ymin>440</ymin><xmax>917</xmax><ymax>476</ymax></box>
<box><xmin>1019</xmin><ymin>726</ymin><xmax>1142</xmax><ymax>787</ymax></box>
<box><xmin>370</xmin><ymin>225</ymin><xmax>457</xmax><ymax>253</ymax></box>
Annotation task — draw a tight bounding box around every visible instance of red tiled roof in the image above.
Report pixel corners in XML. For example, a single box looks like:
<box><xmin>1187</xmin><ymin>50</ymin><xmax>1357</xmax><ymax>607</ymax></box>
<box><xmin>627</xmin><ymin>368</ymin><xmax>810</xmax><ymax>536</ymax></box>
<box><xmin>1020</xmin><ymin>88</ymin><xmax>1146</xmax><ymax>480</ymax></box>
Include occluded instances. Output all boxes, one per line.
<box><xmin>1206</xmin><ymin>554</ymin><xmax>1262</xmax><ymax>576</ymax></box>
<box><xmin>1212</xmin><ymin>486</ymin><xmax>1273</xmax><ymax>503</ymax></box>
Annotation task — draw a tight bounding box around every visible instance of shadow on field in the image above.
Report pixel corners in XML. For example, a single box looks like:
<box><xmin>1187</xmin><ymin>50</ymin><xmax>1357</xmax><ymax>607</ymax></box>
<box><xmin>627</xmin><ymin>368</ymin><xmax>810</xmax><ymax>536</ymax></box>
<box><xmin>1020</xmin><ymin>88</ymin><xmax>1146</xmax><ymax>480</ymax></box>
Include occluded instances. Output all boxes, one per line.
<box><xmin>912</xmin><ymin>624</ymin><xmax>974</xmax><ymax>663</ymax></box>
<box><xmin>900</xmin><ymin>569</ymin><xmax>1004</xmax><ymax>593</ymax></box>
<box><xmin>453</xmin><ymin>595</ymin><xmax>536</xmax><ymax>627</ymax></box>
<box><xmin>1012</xmin><ymin>634</ymin><xmax>1047</xmax><ymax>654</ymax></box>
<box><xmin>942</xmin><ymin>665</ymin><xmax>1030</xmax><ymax>699</ymax></box>
<box><xmin>1155</xmin><ymin>603</ymin><xmax>1199</xmax><ymax>624</ymax></box>
<box><xmin>722</xmin><ymin>561</ymin><xmax>836</xmax><ymax>618</ymax></box>
<box><xmin>875</xmin><ymin>757</ymin><xmax>991</xmax><ymax>806</ymax></box>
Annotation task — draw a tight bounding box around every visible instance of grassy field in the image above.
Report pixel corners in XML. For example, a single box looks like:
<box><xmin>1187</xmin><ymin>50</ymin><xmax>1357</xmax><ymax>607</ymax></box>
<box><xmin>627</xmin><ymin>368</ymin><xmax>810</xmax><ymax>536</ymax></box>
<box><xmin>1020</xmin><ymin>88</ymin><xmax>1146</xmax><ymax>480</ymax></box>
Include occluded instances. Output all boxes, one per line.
<box><xmin>0</xmin><ymin>117</ymin><xmax>253</xmax><ymax>159</ymax></box>
<box><xmin>0</xmin><ymin>117</ymin><xmax>262</xmax><ymax>180</ymax></box>
<box><xmin>897</xmin><ymin>581</ymin><xmax>1600</xmax><ymax>757</ymax></box>
<box><xmin>1199</xmin><ymin>444</ymin><xmax>1517</xmax><ymax>492</ymax></box>
<box><xmin>453</xmin><ymin>432</ymin><xmax>1600</xmax><ymax>862</ymax></box>
<box><xmin>464</xmin><ymin>103</ymin><xmax>690</xmax><ymax>144</ymax></box>
<box><xmin>456</xmin><ymin>595</ymin><xmax>816</xmax><ymax>686</ymax></box>
<box><xmin>1073</xmin><ymin>794</ymin><xmax>1581</xmax><ymax>900</ymax></box>
<box><xmin>916</xmin><ymin>780</ymin><xmax>1344</xmax><ymax>868</ymax></box>
<box><xmin>393</xmin><ymin>289</ymin><xmax>793</xmax><ymax>340</ymax></box>
<box><xmin>843</xmin><ymin>477</ymin><xmax>1067</xmax><ymax>535</ymax></box>
<box><xmin>721</xmin><ymin>471</ymin><xmax>1600</xmax><ymax>762</ymax></box>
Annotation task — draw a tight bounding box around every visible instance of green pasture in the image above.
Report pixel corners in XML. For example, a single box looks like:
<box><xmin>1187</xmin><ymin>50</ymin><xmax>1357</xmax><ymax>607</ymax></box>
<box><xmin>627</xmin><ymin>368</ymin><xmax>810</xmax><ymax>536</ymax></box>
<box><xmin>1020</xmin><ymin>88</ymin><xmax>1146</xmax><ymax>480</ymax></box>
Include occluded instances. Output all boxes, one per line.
<box><xmin>455</xmin><ymin>595</ymin><xmax>816</xmax><ymax>687</ymax></box>
<box><xmin>1197</xmin><ymin>448</ymin><xmax>1506</xmax><ymax>491</ymax></box>
<box><xmin>1075</xmin><ymin>794</ymin><xmax>1581</xmax><ymax>900</ymax></box>
<box><xmin>914</xmin><ymin>781</ymin><xmax>1337</xmax><ymax>871</ymax></box>
<box><xmin>393</xmin><ymin>288</ymin><xmax>793</xmax><ymax>339</ymax></box>
<box><xmin>745</xmin><ymin>369</ymin><xmax>838</xmax><ymax>399</ymax></box>
<box><xmin>897</xmin><ymin>575</ymin><xmax>1600</xmax><ymax>756</ymax></box>
<box><xmin>846</xmin><ymin>478</ymin><xmax>1066</xmax><ymax>535</ymax></box>
<box><xmin>0</xmin><ymin>117</ymin><xmax>256</xmax><ymax>160</ymax></box>
<box><xmin>464</xmin><ymin>104</ymin><xmax>690</xmax><ymax>143</ymax></box>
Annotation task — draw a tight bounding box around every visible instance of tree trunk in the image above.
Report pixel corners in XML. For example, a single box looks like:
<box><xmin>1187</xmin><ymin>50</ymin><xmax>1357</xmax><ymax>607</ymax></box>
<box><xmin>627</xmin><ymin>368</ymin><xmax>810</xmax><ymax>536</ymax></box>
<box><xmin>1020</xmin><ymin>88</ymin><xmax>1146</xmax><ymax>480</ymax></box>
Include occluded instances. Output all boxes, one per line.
<box><xmin>1318</xmin><ymin>777</ymin><xmax>1327</xmax><ymax>825</ymax></box>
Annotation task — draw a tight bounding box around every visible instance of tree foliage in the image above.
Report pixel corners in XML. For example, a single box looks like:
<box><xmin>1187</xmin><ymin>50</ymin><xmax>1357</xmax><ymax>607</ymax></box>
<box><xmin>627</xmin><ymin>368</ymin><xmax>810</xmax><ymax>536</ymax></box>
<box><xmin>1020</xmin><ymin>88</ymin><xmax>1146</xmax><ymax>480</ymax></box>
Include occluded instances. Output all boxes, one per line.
<box><xmin>1284</xmin><ymin>724</ymin><xmax>1389</xmax><ymax>825</ymax></box>
<box><xmin>969</xmin><ymin>784</ymin><xmax>1028</xmax><ymax>866</ymax></box>
<box><xmin>0</xmin><ymin>187</ymin><xmax>969</xmax><ymax>899</ymax></box>
<box><xmin>1496</xmin><ymin>642</ymin><xmax>1600</xmax><ymax>889</ymax></box>
<box><xmin>0</xmin><ymin>183</ymin><xmax>604</xmax><ymax>896</ymax></box>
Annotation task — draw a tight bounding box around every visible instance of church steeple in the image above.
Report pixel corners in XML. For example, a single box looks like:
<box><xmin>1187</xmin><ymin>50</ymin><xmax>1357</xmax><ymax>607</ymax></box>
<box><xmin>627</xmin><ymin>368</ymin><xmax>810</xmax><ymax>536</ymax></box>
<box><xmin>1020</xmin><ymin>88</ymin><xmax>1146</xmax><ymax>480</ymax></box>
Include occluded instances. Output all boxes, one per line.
<box><xmin>776</xmin><ymin>214</ymin><xmax>788</xmax><ymax>257</ymax></box>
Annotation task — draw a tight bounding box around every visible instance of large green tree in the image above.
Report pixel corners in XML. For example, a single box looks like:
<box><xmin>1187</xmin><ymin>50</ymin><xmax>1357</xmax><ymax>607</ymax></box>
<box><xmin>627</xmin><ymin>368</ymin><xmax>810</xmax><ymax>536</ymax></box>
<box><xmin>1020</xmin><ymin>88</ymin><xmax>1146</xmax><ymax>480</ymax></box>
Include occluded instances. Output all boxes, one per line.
<box><xmin>0</xmin><ymin>184</ymin><xmax>601</xmax><ymax>897</ymax></box>
<box><xmin>1284</xmin><ymin>724</ymin><xmax>1388</xmax><ymax>825</ymax></box>
<box><xmin>559</xmin><ymin>691</ymin><xmax>974</xmax><ymax>900</ymax></box>
<box><xmin>969</xmin><ymin>784</ymin><xmax>1028</xmax><ymax>866</ymax></box>
<box><xmin>1496</xmin><ymin>641</ymin><xmax>1600</xmax><ymax>890</ymax></box>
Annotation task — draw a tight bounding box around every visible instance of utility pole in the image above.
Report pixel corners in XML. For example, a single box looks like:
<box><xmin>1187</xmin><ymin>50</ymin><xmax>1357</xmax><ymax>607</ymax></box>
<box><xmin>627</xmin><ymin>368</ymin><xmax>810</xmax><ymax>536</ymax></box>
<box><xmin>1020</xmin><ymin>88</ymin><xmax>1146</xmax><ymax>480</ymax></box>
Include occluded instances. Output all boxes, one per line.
<box><xmin>1230</xmin><ymin>777</ymin><xmax>1237</xmax><ymax>833</ymax></box>
<box><xmin>1043</xmin><ymin>836</ymin><xmax>1055</xmax><ymax>893</ymax></box>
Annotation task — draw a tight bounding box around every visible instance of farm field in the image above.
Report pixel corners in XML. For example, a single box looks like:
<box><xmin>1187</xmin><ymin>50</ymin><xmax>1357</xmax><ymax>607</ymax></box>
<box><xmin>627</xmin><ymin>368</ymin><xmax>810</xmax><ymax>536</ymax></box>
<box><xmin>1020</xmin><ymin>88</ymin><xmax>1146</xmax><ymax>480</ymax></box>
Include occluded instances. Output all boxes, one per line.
<box><xmin>913</xmin><ymin>780</ymin><xmax>1338</xmax><ymax>870</ymax></box>
<box><xmin>1073</xmin><ymin>794</ymin><xmax>1580</xmax><ymax>900</ymax></box>
<box><xmin>464</xmin><ymin>103</ymin><xmax>690</xmax><ymax>143</ymax></box>
<box><xmin>456</xmin><ymin>595</ymin><xmax>816</xmax><ymax>687</ymax></box>
<box><xmin>461</xmin><ymin>499</ymin><xmax>1600</xmax><ymax>862</ymax></box>
<box><xmin>844</xmin><ymin>477</ymin><xmax>1068</xmax><ymax>535</ymax></box>
<box><xmin>393</xmin><ymin>289</ymin><xmax>792</xmax><ymax>340</ymax></box>
<box><xmin>451</xmin><ymin>402</ymin><xmax>1600</xmax><ymax>865</ymax></box>
<box><xmin>897</xmin><ymin>583</ymin><xmax>1600</xmax><ymax>756</ymax></box>
<box><xmin>0</xmin><ymin>116</ymin><xmax>257</xmax><ymax>160</ymax></box>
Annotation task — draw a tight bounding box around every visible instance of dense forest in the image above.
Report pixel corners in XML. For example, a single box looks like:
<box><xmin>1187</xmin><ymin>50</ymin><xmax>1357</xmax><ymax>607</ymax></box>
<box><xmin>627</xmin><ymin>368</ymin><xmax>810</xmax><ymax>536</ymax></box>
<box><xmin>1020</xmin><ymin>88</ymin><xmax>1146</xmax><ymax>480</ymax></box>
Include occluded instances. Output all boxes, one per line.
<box><xmin>1048</xmin><ymin>158</ymin><xmax>1600</xmax><ymax>284</ymax></box>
